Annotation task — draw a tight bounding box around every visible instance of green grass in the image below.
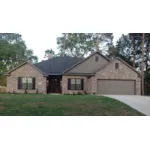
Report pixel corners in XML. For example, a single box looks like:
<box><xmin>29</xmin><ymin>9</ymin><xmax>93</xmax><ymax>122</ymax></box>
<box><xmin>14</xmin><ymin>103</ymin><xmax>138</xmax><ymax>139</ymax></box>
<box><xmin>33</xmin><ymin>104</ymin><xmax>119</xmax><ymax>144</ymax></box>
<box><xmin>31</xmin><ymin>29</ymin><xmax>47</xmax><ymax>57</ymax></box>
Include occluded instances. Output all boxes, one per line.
<box><xmin>0</xmin><ymin>94</ymin><xmax>144</xmax><ymax>116</ymax></box>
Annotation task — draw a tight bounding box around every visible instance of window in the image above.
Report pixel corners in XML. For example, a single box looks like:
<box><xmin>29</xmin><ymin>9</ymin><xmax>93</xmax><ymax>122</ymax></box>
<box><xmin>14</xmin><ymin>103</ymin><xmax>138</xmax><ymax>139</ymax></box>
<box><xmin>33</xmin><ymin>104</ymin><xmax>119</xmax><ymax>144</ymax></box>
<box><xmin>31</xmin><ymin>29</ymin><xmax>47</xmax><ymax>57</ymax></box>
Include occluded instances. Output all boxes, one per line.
<box><xmin>115</xmin><ymin>63</ymin><xmax>119</xmax><ymax>69</ymax></box>
<box><xmin>68</xmin><ymin>78</ymin><xmax>84</xmax><ymax>90</ymax></box>
<box><xmin>95</xmin><ymin>56</ymin><xmax>99</xmax><ymax>62</ymax></box>
<box><xmin>18</xmin><ymin>77</ymin><xmax>35</xmax><ymax>90</ymax></box>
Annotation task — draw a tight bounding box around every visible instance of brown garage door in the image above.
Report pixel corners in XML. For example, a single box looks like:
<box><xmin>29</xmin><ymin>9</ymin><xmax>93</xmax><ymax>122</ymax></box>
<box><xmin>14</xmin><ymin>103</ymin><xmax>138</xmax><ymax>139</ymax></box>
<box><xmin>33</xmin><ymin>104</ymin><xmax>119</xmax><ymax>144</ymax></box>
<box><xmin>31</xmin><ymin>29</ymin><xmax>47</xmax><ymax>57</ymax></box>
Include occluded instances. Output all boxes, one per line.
<box><xmin>97</xmin><ymin>80</ymin><xmax>135</xmax><ymax>95</ymax></box>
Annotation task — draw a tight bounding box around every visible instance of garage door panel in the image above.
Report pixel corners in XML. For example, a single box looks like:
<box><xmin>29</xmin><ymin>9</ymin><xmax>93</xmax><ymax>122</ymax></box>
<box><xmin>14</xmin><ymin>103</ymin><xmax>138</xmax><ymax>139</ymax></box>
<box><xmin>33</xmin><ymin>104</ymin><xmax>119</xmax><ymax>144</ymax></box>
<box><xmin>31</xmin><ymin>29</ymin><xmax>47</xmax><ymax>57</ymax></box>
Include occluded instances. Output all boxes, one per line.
<box><xmin>97</xmin><ymin>80</ymin><xmax>135</xmax><ymax>95</ymax></box>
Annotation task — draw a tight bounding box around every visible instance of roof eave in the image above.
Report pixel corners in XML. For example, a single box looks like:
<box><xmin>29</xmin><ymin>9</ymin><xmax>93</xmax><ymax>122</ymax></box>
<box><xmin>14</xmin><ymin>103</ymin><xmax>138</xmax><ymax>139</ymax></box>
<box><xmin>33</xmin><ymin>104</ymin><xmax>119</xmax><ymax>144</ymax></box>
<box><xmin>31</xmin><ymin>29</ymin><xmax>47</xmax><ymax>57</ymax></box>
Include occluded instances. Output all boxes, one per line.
<box><xmin>62</xmin><ymin>73</ymin><xmax>91</xmax><ymax>76</ymax></box>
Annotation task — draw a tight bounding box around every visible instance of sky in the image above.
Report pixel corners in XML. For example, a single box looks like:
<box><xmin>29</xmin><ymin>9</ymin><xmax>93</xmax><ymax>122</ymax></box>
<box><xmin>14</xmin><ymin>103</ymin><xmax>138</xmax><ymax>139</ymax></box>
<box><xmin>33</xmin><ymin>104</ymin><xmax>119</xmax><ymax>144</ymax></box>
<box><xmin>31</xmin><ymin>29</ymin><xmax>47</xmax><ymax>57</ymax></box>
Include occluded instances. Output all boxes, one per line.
<box><xmin>21</xmin><ymin>33</ymin><xmax>122</xmax><ymax>61</ymax></box>
<box><xmin>0</xmin><ymin>0</ymin><xmax>126</xmax><ymax>61</ymax></box>
<box><xmin>0</xmin><ymin>0</ymin><xmax>149</xmax><ymax>62</ymax></box>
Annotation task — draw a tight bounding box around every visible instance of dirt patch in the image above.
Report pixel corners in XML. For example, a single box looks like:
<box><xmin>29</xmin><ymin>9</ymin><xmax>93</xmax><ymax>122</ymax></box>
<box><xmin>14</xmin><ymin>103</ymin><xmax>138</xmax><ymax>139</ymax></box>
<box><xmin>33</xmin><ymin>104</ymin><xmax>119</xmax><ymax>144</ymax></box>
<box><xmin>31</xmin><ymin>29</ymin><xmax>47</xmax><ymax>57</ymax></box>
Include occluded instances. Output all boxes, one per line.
<box><xmin>0</xmin><ymin>105</ymin><xmax>5</xmax><ymax>111</ymax></box>
<box><xmin>119</xmin><ymin>107</ymin><xmax>130</xmax><ymax>115</ymax></box>
<box><xmin>120</xmin><ymin>110</ymin><xmax>129</xmax><ymax>115</ymax></box>
<box><xmin>63</xmin><ymin>103</ymin><xmax>106</xmax><ymax>110</ymax></box>
<box><xmin>23</xmin><ymin>103</ymin><xmax>38</xmax><ymax>108</ymax></box>
<box><xmin>63</xmin><ymin>103</ymin><xmax>86</xmax><ymax>109</ymax></box>
<box><xmin>38</xmin><ymin>102</ymin><xmax>45</xmax><ymax>105</ymax></box>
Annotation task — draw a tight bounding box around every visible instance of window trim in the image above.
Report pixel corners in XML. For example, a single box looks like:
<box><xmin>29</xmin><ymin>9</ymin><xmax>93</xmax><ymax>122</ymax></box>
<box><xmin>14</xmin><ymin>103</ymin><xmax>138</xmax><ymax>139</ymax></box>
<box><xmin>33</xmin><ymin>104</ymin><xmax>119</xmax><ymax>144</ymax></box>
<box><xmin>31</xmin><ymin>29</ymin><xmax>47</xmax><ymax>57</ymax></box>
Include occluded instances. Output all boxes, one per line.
<box><xmin>68</xmin><ymin>78</ymin><xmax>84</xmax><ymax>90</ymax></box>
<box><xmin>18</xmin><ymin>77</ymin><xmax>36</xmax><ymax>90</ymax></box>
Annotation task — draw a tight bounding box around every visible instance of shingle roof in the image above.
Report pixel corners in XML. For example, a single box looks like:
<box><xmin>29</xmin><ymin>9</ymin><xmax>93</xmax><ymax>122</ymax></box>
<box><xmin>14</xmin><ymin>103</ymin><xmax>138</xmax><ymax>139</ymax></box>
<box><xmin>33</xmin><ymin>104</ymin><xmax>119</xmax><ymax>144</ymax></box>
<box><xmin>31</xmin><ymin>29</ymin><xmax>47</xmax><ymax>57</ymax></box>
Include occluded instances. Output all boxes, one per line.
<box><xmin>34</xmin><ymin>56</ymin><xmax>82</xmax><ymax>76</ymax></box>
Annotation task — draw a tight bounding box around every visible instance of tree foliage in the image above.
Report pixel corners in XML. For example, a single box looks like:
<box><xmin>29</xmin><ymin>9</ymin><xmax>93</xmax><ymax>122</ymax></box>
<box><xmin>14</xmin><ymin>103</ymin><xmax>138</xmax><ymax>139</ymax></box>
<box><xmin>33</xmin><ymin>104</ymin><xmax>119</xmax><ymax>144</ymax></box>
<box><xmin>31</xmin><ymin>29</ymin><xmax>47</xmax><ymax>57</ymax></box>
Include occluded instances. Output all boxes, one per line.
<box><xmin>0</xmin><ymin>33</ymin><xmax>38</xmax><ymax>77</ymax></box>
<box><xmin>107</xmin><ymin>33</ymin><xmax>150</xmax><ymax>95</ymax></box>
<box><xmin>107</xmin><ymin>34</ymin><xmax>134</xmax><ymax>66</ymax></box>
<box><xmin>44</xmin><ymin>49</ymin><xmax>56</xmax><ymax>59</ymax></box>
<box><xmin>57</xmin><ymin>33</ymin><xmax>113</xmax><ymax>58</ymax></box>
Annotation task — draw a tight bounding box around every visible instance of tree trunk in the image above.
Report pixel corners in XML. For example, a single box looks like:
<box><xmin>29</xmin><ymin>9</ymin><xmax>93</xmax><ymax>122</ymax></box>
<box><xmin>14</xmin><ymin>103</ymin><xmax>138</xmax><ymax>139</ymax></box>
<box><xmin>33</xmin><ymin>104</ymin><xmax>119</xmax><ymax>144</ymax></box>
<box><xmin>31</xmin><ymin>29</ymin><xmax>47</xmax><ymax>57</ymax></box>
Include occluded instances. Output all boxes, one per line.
<box><xmin>133</xmin><ymin>38</ymin><xmax>136</xmax><ymax>68</ymax></box>
<box><xmin>96</xmin><ymin>33</ymin><xmax>99</xmax><ymax>51</ymax></box>
<box><xmin>63</xmin><ymin>33</ymin><xmax>66</xmax><ymax>56</ymax></box>
<box><xmin>141</xmin><ymin>33</ymin><xmax>145</xmax><ymax>95</ymax></box>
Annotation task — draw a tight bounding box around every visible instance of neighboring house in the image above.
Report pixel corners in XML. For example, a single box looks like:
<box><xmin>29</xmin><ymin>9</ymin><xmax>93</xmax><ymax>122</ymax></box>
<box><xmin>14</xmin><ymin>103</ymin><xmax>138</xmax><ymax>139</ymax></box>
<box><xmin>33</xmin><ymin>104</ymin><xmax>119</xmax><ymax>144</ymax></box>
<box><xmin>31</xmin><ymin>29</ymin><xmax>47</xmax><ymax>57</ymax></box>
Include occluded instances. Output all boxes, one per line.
<box><xmin>5</xmin><ymin>51</ymin><xmax>141</xmax><ymax>95</ymax></box>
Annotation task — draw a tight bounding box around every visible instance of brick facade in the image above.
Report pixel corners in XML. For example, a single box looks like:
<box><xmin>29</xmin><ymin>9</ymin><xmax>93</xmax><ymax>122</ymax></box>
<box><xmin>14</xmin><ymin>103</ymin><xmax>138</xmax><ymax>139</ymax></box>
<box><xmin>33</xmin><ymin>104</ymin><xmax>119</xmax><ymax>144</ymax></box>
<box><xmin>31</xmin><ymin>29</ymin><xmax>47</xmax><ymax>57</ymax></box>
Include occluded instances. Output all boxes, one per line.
<box><xmin>62</xmin><ymin>75</ymin><xmax>87</xmax><ymax>94</ymax></box>
<box><xmin>6</xmin><ymin>58</ymin><xmax>141</xmax><ymax>95</ymax></box>
<box><xmin>7</xmin><ymin>63</ymin><xmax>47</xmax><ymax>94</ymax></box>
<box><xmin>87</xmin><ymin>59</ymin><xmax>141</xmax><ymax>95</ymax></box>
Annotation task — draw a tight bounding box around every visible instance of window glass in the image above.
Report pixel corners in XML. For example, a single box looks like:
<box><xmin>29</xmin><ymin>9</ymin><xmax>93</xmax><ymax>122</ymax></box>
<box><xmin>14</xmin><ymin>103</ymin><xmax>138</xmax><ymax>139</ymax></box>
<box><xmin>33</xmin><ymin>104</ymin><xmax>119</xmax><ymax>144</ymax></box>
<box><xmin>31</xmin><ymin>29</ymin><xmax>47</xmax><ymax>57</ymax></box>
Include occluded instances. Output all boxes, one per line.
<box><xmin>22</xmin><ymin>77</ymin><xmax>27</xmax><ymax>83</ymax></box>
<box><xmin>19</xmin><ymin>77</ymin><xmax>35</xmax><ymax>90</ymax></box>
<box><xmin>76</xmin><ymin>79</ymin><xmax>81</xmax><ymax>84</ymax></box>
<box><xmin>28</xmin><ymin>78</ymin><xmax>33</xmax><ymax>83</ymax></box>
<box><xmin>69</xmin><ymin>79</ymin><xmax>83</xmax><ymax>90</ymax></box>
<box><xmin>71</xmin><ymin>79</ymin><xmax>75</xmax><ymax>84</ymax></box>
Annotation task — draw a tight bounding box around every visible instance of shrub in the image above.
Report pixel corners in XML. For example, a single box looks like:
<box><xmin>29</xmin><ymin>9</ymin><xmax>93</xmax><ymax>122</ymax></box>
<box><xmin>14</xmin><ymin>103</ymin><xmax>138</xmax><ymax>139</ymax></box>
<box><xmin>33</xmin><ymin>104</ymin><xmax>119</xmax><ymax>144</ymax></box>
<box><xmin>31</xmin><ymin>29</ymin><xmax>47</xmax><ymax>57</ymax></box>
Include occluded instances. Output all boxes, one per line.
<box><xmin>36</xmin><ymin>89</ymin><xmax>39</xmax><ymax>94</ymax></box>
<box><xmin>77</xmin><ymin>92</ymin><xmax>82</xmax><ymax>95</ymax></box>
<box><xmin>0</xmin><ymin>86</ymin><xmax>7</xmax><ymax>93</ymax></box>
<box><xmin>13</xmin><ymin>90</ymin><xmax>16</xmax><ymax>94</ymax></box>
<box><xmin>83</xmin><ymin>90</ymin><xmax>88</xmax><ymax>95</ymax></box>
<box><xmin>72</xmin><ymin>92</ymin><xmax>76</xmax><ymax>95</ymax></box>
<box><xmin>25</xmin><ymin>89</ymin><xmax>27</xmax><ymax>94</ymax></box>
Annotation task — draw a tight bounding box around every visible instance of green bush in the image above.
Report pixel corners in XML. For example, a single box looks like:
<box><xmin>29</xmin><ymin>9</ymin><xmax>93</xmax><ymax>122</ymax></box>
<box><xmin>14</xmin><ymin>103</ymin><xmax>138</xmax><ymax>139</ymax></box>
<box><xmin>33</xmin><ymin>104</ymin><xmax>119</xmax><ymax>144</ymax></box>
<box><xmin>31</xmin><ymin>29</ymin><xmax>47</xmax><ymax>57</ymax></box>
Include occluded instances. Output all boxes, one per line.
<box><xmin>0</xmin><ymin>86</ymin><xmax>7</xmax><ymax>93</ymax></box>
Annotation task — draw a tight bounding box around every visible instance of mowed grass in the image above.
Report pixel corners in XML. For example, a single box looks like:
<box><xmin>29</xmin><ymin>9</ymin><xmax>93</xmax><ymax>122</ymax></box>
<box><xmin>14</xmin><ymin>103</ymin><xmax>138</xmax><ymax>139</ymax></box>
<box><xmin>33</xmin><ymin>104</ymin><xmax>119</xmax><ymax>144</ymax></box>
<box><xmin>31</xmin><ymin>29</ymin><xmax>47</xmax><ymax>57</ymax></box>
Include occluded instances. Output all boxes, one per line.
<box><xmin>0</xmin><ymin>94</ymin><xmax>144</xmax><ymax>116</ymax></box>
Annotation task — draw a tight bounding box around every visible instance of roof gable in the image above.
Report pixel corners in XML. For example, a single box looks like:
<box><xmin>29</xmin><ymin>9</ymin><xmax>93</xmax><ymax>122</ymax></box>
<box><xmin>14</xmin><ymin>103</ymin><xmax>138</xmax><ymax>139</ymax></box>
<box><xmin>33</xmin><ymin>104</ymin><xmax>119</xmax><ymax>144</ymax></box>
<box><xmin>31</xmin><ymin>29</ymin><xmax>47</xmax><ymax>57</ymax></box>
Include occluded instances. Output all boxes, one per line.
<box><xmin>5</xmin><ymin>61</ymin><xmax>46</xmax><ymax>76</ymax></box>
<box><xmin>63</xmin><ymin>51</ymin><xmax>110</xmax><ymax>74</ymax></box>
<box><xmin>91</xmin><ymin>57</ymin><xmax>141</xmax><ymax>77</ymax></box>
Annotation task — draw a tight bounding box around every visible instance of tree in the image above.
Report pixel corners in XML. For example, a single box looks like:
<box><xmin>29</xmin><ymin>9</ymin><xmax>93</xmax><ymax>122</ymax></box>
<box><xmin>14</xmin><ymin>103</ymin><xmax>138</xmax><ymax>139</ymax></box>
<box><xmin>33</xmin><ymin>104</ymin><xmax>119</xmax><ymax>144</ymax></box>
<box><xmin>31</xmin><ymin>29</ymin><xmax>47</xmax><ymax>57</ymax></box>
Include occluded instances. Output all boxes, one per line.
<box><xmin>0</xmin><ymin>33</ymin><xmax>38</xmax><ymax>82</ymax></box>
<box><xmin>25</xmin><ymin>49</ymin><xmax>38</xmax><ymax>63</ymax></box>
<box><xmin>108</xmin><ymin>34</ymin><xmax>134</xmax><ymax>66</ymax></box>
<box><xmin>44</xmin><ymin>49</ymin><xmax>56</xmax><ymax>59</ymax></box>
<box><xmin>57</xmin><ymin>33</ymin><xmax>113</xmax><ymax>58</ymax></box>
<box><xmin>108</xmin><ymin>33</ymin><xmax>150</xmax><ymax>95</ymax></box>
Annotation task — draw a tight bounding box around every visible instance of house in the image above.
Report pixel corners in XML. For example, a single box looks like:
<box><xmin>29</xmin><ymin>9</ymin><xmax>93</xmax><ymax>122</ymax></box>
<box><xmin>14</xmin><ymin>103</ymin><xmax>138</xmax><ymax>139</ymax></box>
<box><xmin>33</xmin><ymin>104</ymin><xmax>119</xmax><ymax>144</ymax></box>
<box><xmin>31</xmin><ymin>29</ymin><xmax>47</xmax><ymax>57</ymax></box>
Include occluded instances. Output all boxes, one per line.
<box><xmin>5</xmin><ymin>51</ymin><xmax>141</xmax><ymax>95</ymax></box>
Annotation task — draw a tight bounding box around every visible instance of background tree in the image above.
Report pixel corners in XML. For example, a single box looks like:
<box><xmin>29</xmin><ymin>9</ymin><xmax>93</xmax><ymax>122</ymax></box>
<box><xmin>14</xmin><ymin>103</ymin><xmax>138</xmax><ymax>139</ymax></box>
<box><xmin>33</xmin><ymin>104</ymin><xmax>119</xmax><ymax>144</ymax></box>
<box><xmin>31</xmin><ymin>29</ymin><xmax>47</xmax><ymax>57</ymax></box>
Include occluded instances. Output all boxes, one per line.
<box><xmin>0</xmin><ymin>33</ymin><xmax>38</xmax><ymax>86</ymax></box>
<box><xmin>57</xmin><ymin>33</ymin><xmax>113</xmax><ymax>58</ymax></box>
<box><xmin>107</xmin><ymin>34</ymin><xmax>134</xmax><ymax>66</ymax></box>
<box><xmin>107</xmin><ymin>33</ymin><xmax>150</xmax><ymax>95</ymax></box>
<box><xmin>44</xmin><ymin>49</ymin><xmax>56</xmax><ymax>59</ymax></box>
<box><xmin>25</xmin><ymin>49</ymin><xmax>38</xmax><ymax>63</ymax></box>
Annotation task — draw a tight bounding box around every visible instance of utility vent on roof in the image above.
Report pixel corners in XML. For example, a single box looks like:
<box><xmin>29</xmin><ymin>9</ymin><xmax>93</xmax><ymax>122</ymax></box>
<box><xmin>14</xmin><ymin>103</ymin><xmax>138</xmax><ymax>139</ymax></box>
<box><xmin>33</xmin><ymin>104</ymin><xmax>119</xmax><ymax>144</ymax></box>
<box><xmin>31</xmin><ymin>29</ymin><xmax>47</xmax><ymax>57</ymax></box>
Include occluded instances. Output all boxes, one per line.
<box><xmin>115</xmin><ymin>63</ymin><xmax>119</xmax><ymax>69</ymax></box>
<box><xmin>95</xmin><ymin>56</ymin><xmax>99</xmax><ymax>62</ymax></box>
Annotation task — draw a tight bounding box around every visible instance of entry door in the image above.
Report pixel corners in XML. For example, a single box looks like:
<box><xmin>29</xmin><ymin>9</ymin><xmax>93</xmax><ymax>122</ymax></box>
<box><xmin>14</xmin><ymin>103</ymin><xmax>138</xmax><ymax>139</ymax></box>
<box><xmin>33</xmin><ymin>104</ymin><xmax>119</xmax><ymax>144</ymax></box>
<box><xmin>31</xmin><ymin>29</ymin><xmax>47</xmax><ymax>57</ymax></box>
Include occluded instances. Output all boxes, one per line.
<box><xmin>47</xmin><ymin>78</ymin><xmax>61</xmax><ymax>93</ymax></box>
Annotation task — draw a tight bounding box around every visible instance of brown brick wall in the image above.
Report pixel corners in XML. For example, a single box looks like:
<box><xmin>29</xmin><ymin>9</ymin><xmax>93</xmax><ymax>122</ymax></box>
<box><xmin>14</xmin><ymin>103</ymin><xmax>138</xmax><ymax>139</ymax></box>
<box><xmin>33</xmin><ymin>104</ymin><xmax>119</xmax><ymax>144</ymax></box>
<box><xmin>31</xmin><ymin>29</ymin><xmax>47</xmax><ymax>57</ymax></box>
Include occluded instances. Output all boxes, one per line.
<box><xmin>7</xmin><ymin>63</ymin><xmax>47</xmax><ymax>94</ymax></box>
<box><xmin>62</xmin><ymin>60</ymin><xmax>141</xmax><ymax>95</ymax></box>
<box><xmin>62</xmin><ymin>75</ymin><xmax>87</xmax><ymax>94</ymax></box>
<box><xmin>93</xmin><ymin>59</ymin><xmax>141</xmax><ymax>95</ymax></box>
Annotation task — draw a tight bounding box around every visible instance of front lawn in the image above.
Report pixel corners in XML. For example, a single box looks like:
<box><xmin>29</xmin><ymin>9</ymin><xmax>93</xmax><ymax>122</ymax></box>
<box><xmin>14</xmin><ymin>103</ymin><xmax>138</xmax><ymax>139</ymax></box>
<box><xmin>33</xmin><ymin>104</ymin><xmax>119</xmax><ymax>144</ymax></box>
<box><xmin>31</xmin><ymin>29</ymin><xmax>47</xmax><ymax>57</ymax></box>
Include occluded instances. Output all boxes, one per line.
<box><xmin>0</xmin><ymin>94</ymin><xmax>144</xmax><ymax>116</ymax></box>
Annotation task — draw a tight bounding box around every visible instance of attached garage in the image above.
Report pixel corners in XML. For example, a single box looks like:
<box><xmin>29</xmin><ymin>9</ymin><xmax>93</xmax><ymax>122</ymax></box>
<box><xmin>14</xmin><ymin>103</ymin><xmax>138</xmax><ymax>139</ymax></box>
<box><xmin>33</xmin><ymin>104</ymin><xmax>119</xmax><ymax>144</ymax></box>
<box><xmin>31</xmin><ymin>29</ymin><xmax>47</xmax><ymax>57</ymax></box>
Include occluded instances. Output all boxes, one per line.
<box><xmin>97</xmin><ymin>79</ymin><xmax>136</xmax><ymax>95</ymax></box>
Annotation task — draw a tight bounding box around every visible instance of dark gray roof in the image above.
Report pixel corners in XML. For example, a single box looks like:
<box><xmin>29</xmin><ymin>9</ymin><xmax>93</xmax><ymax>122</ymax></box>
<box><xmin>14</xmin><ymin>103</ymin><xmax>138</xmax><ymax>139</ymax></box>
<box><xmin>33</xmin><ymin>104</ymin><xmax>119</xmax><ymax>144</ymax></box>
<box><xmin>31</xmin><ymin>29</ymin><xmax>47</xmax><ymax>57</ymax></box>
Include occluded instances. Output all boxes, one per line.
<box><xmin>34</xmin><ymin>56</ymin><xmax>82</xmax><ymax>76</ymax></box>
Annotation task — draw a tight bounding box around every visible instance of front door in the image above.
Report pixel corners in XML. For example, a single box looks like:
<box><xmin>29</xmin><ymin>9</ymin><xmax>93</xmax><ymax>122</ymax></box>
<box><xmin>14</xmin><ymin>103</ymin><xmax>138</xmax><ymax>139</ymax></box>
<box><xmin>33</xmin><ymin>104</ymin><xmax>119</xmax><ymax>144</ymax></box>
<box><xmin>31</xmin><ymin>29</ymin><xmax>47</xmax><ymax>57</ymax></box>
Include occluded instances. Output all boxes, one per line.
<box><xmin>47</xmin><ymin>77</ymin><xmax>61</xmax><ymax>93</ymax></box>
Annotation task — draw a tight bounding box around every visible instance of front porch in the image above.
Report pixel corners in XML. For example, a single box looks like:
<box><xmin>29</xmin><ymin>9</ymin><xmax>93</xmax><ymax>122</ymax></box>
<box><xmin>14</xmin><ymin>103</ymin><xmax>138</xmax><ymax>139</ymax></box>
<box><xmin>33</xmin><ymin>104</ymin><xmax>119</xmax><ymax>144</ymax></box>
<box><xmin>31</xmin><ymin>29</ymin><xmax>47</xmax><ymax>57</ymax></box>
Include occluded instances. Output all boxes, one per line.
<box><xmin>47</xmin><ymin>75</ymin><xmax>62</xmax><ymax>94</ymax></box>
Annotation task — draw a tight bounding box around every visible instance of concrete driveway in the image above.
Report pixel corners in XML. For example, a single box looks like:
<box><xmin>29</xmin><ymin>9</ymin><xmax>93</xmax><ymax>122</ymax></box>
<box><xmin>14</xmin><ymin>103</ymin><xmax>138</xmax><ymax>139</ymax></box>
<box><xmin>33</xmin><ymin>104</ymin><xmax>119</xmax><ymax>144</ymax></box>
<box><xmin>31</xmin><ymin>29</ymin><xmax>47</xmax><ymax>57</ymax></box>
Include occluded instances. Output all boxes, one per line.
<box><xmin>102</xmin><ymin>95</ymin><xmax>150</xmax><ymax>116</ymax></box>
